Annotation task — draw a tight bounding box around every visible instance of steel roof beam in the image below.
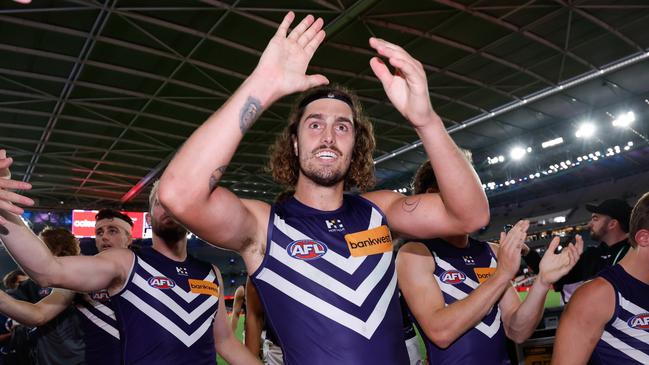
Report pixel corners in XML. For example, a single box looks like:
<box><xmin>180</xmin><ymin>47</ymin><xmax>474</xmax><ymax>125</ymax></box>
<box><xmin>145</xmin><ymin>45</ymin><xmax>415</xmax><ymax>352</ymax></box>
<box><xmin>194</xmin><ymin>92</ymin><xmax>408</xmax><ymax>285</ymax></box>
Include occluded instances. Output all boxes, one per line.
<box><xmin>553</xmin><ymin>0</ymin><xmax>643</xmax><ymax>52</ymax></box>
<box><xmin>364</xmin><ymin>18</ymin><xmax>555</xmax><ymax>86</ymax></box>
<box><xmin>432</xmin><ymin>0</ymin><xmax>597</xmax><ymax>70</ymax></box>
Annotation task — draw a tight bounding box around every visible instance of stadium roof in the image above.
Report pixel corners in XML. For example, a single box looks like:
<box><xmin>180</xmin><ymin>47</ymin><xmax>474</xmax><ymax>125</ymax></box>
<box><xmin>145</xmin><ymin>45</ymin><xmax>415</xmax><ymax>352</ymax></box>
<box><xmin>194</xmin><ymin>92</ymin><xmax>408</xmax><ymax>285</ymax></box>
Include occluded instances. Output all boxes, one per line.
<box><xmin>1</xmin><ymin>0</ymin><xmax>648</xmax><ymax>211</ymax></box>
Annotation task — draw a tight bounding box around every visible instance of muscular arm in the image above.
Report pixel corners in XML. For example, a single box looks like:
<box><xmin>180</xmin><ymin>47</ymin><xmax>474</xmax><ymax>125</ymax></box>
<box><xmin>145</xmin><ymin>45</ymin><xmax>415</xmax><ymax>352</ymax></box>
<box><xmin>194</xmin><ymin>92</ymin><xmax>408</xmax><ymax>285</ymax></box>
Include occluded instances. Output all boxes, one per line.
<box><xmin>159</xmin><ymin>13</ymin><xmax>327</xmax><ymax>254</ymax></box>
<box><xmin>0</xmin><ymin>216</ymin><xmax>130</xmax><ymax>293</ymax></box>
<box><xmin>552</xmin><ymin>278</ymin><xmax>614</xmax><ymax>365</ymax></box>
<box><xmin>397</xmin><ymin>242</ymin><xmax>513</xmax><ymax>348</ymax></box>
<box><xmin>363</xmin><ymin>39</ymin><xmax>488</xmax><ymax>239</ymax></box>
<box><xmin>212</xmin><ymin>268</ymin><xmax>261</xmax><ymax>365</ymax></box>
<box><xmin>0</xmin><ymin>288</ymin><xmax>75</xmax><ymax>327</ymax></box>
<box><xmin>244</xmin><ymin>278</ymin><xmax>265</xmax><ymax>358</ymax></box>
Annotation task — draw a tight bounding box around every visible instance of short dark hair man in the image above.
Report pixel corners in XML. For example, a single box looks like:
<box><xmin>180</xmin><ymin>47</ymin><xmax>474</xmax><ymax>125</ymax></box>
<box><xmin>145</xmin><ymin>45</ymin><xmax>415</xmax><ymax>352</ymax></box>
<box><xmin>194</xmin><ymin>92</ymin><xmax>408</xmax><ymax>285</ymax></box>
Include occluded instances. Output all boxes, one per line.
<box><xmin>555</xmin><ymin>198</ymin><xmax>632</xmax><ymax>302</ymax></box>
<box><xmin>553</xmin><ymin>192</ymin><xmax>649</xmax><ymax>364</ymax></box>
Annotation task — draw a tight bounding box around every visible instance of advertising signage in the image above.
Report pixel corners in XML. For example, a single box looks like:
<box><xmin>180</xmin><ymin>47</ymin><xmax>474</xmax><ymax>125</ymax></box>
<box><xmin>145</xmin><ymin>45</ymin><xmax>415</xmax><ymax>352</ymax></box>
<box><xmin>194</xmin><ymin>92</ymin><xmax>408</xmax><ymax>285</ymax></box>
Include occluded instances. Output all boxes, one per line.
<box><xmin>72</xmin><ymin>210</ymin><xmax>150</xmax><ymax>239</ymax></box>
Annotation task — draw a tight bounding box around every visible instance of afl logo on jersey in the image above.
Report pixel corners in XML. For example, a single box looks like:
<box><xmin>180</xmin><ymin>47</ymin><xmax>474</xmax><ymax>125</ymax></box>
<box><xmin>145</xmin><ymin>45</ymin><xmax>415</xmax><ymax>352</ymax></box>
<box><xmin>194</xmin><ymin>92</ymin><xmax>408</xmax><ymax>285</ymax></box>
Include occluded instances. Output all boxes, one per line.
<box><xmin>287</xmin><ymin>240</ymin><xmax>328</xmax><ymax>260</ymax></box>
<box><xmin>148</xmin><ymin>276</ymin><xmax>176</xmax><ymax>289</ymax></box>
<box><xmin>91</xmin><ymin>289</ymin><xmax>110</xmax><ymax>302</ymax></box>
<box><xmin>440</xmin><ymin>270</ymin><xmax>467</xmax><ymax>284</ymax></box>
<box><xmin>628</xmin><ymin>313</ymin><xmax>649</xmax><ymax>330</ymax></box>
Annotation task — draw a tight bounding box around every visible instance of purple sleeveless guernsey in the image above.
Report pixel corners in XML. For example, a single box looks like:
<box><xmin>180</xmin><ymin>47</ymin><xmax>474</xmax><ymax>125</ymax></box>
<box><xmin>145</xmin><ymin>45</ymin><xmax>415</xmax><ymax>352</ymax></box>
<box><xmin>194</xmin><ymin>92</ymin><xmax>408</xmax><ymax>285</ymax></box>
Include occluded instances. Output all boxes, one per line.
<box><xmin>113</xmin><ymin>246</ymin><xmax>219</xmax><ymax>365</ymax></box>
<box><xmin>251</xmin><ymin>194</ymin><xmax>409</xmax><ymax>365</ymax></box>
<box><xmin>413</xmin><ymin>237</ymin><xmax>509</xmax><ymax>365</ymax></box>
<box><xmin>591</xmin><ymin>265</ymin><xmax>649</xmax><ymax>364</ymax></box>
<box><xmin>75</xmin><ymin>290</ymin><xmax>120</xmax><ymax>365</ymax></box>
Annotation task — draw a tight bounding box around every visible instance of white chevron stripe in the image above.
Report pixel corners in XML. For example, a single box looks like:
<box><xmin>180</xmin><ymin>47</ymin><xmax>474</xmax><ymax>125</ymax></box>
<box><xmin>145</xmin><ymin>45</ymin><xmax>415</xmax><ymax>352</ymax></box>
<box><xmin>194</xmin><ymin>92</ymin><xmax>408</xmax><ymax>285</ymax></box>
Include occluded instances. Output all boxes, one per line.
<box><xmin>137</xmin><ymin>258</ymin><xmax>216</xmax><ymax>303</ymax></box>
<box><xmin>368</xmin><ymin>207</ymin><xmax>382</xmax><ymax>229</ymax></box>
<box><xmin>76</xmin><ymin>305</ymin><xmax>120</xmax><ymax>339</ymax></box>
<box><xmin>435</xmin><ymin>272</ymin><xmax>502</xmax><ymax>338</ymax></box>
<box><xmin>82</xmin><ymin>296</ymin><xmax>116</xmax><ymax>320</ymax></box>
<box><xmin>433</xmin><ymin>254</ymin><xmax>479</xmax><ymax>289</ymax></box>
<box><xmin>619</xmin><ymin>293</ymin><xmax>647</xmax><ymax>316</ymax></box>
<box><xmin>611</xmin><ymin>318</ymin><xmax>649</xmax><ymax>347</ymax></box>
<box><xmin>121</xmin><ymin>290</ymin><xmax>214</xmax><ymax>347</ymax></box>
<box><xmin>475</xmin><ymin>307</ymin><xmax>502</xmax><ymax>338</ymax></box>
<box><xmin>132</xmin><ymin>273</ymin><xmax>218</xmax><ymax>324</ymax></box>
<box><xmin>256</xmin><ymin>267</ymin><xmax>397</xmax><ymax>339</ymax></box>
<box><xmin>273</xmin><ymin>215</ymin><xmax>365</xmax><ymax>274</ymax></box>
<box><xmin>489</xmin><ymin>257</ymin><xmax>497</xmax><ymax>268</ymax></box>
<box><xmin>601</xmin><ymin>330</ymin><xmax>649</xmax><ymax>364</ymax></box>
<box><xmin>270</xmin><ymin>241</ymin><xmax>392</xmax><ymax>306</ymax></box>
<box><xmin>272</xmin><ymin>207</ymin><xmax>382</xmax><ymax>275</ymax></box>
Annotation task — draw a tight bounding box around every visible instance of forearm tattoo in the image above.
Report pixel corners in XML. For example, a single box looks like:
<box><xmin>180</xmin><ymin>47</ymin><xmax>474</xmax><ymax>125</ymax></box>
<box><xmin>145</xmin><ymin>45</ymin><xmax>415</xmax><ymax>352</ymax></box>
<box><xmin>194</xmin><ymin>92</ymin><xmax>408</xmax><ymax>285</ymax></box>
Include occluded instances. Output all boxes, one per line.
<box><xmin>402</xmin><ymin>197</ymin><xmax>421</xmax><ymax>213</ymax></box>
<box><xmin>239</xmin><ymin>96</ymin><xmax>262</xmax><ymax>134</ymax></box>
<box><xmin>208</xmin><ymin>165</ymin><xmax>228</xmax><ymax>193</ymax></box>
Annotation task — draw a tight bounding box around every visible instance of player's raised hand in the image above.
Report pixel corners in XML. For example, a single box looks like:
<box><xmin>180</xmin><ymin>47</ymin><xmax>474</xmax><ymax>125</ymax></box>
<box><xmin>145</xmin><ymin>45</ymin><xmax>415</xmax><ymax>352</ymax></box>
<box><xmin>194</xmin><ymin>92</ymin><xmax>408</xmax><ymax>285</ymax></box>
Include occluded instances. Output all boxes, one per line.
<box><xmin>369</xmin><ymin>37</ymin><xmax>435</xmax><ymax>128</ymax></box>
<box><xmin>0</xmin><ymin>149</ymin><xmax>34</xmax><ymax>223</ymax></box>
<box><xmin>538</xmin><ymin>235</ymin><xmax>584</xmax><ymax>286</ymax></box>
<box><xmin>494</xmin><ymin>220</ymin><xmax>530</xmax><ymax>282</ymax></box>
<box><xmin>253</xmin><ymin>12</ymin><xmax>329</xmax><ymax>101</ymax></box>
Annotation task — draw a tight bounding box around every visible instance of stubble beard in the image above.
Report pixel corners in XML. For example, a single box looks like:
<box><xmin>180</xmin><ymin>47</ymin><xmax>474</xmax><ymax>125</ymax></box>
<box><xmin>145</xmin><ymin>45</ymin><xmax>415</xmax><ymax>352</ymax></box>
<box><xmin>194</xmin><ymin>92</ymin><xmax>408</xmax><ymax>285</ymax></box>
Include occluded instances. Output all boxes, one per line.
<box><xmin>152</xmin><ymin>219</ymin><xmax>188</xmax><ymax>246</ymax></box>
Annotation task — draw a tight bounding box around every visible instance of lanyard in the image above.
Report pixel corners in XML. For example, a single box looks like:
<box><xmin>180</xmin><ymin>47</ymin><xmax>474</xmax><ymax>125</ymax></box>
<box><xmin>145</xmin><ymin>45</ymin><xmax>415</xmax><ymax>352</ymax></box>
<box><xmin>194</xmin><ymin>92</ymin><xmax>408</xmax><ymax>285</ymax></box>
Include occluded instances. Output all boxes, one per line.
<box><xmin>612</xmin><ymin>245</ymin><xmax>629</xmax><ymax>265</ymax></box>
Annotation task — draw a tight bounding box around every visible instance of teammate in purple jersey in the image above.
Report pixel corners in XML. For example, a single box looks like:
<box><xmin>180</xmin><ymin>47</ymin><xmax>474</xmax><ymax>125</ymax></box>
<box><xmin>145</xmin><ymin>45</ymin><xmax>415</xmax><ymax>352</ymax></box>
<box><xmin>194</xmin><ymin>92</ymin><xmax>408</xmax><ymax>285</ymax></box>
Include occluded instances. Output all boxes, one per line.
<box><xmin>158</xmin><ymin>11</ymin><xmax>489</xmax><ymax>365</ymax></box>
<box><xmin>554</xmin><ymin>192</ymin><xmax>649</xmax><ymax>365</ymax></box>
<box><xmin>0</xmin><ymin>154</ymin><xmax>259</xmax><ymax>365</ymax></box>
<box><xmin>397</xmin><ymin>161</ymin><xmax>583</xmax><ymax>365</ymax></box>
<box><xmin>0</xmin><ymin>209</ymin><xmax>131</xmax><ymax>365</ymax></box>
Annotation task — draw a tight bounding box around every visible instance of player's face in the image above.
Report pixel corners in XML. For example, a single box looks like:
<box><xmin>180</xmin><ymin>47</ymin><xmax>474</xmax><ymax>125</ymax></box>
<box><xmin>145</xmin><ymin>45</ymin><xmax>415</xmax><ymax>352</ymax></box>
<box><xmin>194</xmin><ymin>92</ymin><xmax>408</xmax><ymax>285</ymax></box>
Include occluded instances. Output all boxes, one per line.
<box><xmin>95</xmin><ymin>221</ymin><xmax>131</xmax><ymax>252</ymax></box>
<box><xmin>150</xmin><ymin>195</ymin><xmax>187</xmax><ymax>241</ymax></box>
<box><xmin>294</xmin><ymin>98</ymin><xmax>355</xmax><ymax>188</ymax></box>
<box><xmin>588</xmin><ymin>213</ymin><xmax>610</xmax><ymax>241</ymax></box>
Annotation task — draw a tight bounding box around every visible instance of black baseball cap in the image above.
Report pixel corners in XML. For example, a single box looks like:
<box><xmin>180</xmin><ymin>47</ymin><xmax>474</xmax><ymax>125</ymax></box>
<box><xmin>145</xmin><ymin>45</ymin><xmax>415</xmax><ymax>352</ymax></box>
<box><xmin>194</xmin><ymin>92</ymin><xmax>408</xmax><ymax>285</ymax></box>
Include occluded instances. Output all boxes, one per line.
<box><xmin>586</xmin><ymin>198</ymin><xmax>632</xmax><ymax>232</ymax></box>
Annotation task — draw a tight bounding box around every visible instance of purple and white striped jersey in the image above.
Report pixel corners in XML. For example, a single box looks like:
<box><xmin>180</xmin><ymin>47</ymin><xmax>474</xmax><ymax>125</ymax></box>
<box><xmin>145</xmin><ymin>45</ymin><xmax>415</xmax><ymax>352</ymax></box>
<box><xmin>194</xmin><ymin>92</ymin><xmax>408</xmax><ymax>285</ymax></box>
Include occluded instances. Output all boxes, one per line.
<box><xmin>591</xmin><ymin>264</ymin><xmax>649</xmax><ymax>364</ymax></box>
<box><xmin>251</xmin><ymin>194</ymin><xmax>409</xmax><ymax>365</ymax></box>
<box><xmin>413</xmin><ymin>237</ymin><xmax>509</xmax><ymax>365</ymax></box>
<box><xmin>75</xmin><ymin>290</ymin><xmax>120</xmax><ymax>365</ymax></box>
<box><xmin>113</xmin><ymin>246</ymin><xmax>219</xmax><ymax>365</ymax></box>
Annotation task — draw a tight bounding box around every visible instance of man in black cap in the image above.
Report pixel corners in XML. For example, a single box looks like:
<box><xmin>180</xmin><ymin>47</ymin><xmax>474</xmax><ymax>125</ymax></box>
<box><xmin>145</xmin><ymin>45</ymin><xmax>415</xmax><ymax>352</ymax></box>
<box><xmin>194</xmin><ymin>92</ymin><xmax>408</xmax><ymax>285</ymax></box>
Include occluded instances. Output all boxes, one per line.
<box><xmin>555</xmin><ymin>198</ymin><xmax>632</xmax><ymax>303</ymax></box>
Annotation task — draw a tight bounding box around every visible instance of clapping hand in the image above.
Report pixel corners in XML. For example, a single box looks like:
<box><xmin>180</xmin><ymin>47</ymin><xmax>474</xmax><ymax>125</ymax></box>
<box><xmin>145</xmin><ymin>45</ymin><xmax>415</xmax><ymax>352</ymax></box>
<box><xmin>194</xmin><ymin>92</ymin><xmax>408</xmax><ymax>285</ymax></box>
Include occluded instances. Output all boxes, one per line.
<box><xmin>0</xmin><ymin>149</ymin><xmax>34</xmax><ymax>225</ymax></box>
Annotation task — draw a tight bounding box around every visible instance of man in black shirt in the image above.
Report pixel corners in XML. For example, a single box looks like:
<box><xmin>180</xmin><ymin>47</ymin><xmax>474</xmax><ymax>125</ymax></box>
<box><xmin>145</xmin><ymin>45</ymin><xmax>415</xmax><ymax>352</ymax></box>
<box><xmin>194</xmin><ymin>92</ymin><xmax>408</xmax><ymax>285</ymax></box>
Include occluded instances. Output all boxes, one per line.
<box><xmin>555</xmin><ymin>198</ymin><xmax>632</xmax><ymax>303</ymax></box>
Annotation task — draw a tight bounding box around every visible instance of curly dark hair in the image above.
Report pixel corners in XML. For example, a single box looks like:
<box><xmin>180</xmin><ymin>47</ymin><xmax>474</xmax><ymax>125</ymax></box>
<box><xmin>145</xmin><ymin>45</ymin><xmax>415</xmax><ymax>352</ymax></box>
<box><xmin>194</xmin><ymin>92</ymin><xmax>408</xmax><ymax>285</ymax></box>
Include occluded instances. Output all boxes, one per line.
<box><xmin>39</xmin><ymin>227</ymin><xmax>80</xmax><ymax>257</ymax></box>
<box><xmin>411</xmin><ymin>149</ymin><xmax>474</xmax><ymax>195</ymax></box>
<box><xmin>411</xmin><ymin>161</ymin><xmax>438</xmax><ymax>195</ymax></box>
<box><xmin>2</xmin><ymin>269</ymin><xmax>26</xmax><ymax>290</ymax></box>
<box><xmin>268</xmin><ymin>85</ymin><xmax>376</xmax><ymax>192</ymax></box>
<box><xmin>96</xmin><ymin>208</ymin><xmax>134</xmax><ymax>227</ymax></box>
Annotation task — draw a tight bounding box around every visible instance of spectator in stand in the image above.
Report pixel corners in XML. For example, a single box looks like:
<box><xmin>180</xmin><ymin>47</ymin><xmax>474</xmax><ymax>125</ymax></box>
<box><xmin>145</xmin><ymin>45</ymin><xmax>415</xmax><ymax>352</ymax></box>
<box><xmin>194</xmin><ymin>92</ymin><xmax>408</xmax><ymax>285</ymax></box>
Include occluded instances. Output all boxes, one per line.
<box><xmin>555</xmin><ymin>198</ymin><xmax>632</xmax><ymax>303</ymax></box>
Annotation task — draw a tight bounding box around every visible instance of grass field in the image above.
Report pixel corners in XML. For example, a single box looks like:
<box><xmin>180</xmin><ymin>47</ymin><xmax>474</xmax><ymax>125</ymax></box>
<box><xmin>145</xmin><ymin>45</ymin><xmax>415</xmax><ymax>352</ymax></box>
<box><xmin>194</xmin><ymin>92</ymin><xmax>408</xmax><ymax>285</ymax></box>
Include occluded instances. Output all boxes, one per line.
<box><xmin>218</xmin><ymin>290</ymin><xmax>561</xmax><ymax>364</ymax></box>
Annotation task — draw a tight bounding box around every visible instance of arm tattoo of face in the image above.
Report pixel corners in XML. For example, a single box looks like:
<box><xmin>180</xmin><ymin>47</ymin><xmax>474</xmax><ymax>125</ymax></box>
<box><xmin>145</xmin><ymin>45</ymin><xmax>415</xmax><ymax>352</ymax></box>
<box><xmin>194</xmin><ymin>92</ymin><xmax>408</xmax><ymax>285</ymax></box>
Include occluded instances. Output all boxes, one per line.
<box><xmin>402</xmin><ymin>197</ymin><xmax>421</xmax><ymax>213</ymax></box>
<box><xmin>208</xmin><ymin>165</ymin><xmax>228</xmax><ymax>193</ymax></box>
<box><xmin>239</xmin><ymin>96</ymin><xmax>262</xmax><ymax>134</ymax></box>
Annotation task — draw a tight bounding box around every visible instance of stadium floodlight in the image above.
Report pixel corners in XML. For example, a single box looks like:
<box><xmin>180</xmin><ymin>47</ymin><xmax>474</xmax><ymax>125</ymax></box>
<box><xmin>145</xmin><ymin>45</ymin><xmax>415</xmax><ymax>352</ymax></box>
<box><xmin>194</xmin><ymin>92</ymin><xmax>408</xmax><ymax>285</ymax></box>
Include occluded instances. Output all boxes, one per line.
<box><xmin>509</xmin><ymin>146</ymin><xmax>528</xmax><ymax>160</ymax></box>
<box><xmin>612</xmin><ymin>111</ymin><xmax>635</xmax><ymax>128</ymax></box>
<box><xmin>576</xmin><ymin>122</ymin><xmax>596</xmax><ymax>138</ymax></box>
<box><xmin>542</xmin><ymin>137</ymin><xmax>564</xmax><ymax>149</ymax></box>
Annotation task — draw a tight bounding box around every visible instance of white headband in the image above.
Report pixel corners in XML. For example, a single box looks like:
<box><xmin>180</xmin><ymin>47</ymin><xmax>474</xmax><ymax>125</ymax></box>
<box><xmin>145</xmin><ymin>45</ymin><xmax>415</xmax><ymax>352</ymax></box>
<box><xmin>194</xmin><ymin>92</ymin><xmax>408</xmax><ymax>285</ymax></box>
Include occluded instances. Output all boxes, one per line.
<box><xmin>95</xmin><ymin>218</ymin><xmax>132</xmax><ymax>236</ymax></box>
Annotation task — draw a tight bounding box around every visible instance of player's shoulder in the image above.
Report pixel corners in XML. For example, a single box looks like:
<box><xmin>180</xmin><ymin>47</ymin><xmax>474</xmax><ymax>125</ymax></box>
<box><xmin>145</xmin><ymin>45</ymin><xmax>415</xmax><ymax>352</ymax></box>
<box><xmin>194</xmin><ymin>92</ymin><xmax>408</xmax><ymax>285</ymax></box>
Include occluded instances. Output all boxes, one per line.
<box><xmin>566</xmin><ymin>277</ymin><xmax>616</xmax><ymax>323</ymax></box>
<box><xmin>243</xmin><ymin>198</ymin><xmax>271</xmax><ymax>212</ymax></box>
<box><xmin>574</xmin><ymin>277</ymin><xmax>615</xmax><ymax>301</ymax></box>
<box><xmin>97</xmin><ymin>247</ymin><xmax>134</xmax><ymax>261</ymax></box>
<box><xmin>399</xmin><ymin>241</ymin><xmax>432</xmax><ymax>256</ymax></box>
<box><xmin>361</xmin><ymin>189</ymin><xmax>402</xmax><ymax>210</ymax></box>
